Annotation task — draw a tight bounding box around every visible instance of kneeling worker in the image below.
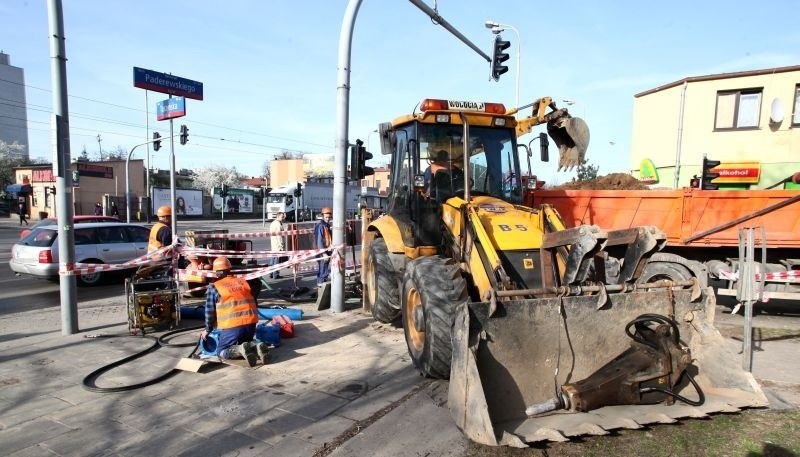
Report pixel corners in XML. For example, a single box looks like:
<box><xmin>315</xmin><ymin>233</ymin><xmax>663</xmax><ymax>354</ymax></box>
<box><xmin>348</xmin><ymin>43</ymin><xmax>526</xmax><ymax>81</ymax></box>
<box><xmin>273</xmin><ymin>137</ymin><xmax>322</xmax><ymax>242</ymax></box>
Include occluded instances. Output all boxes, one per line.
<box><xmin>200</xmin><ymin>256</ymin><xmax>269</xmax><ymax>366</ymax></box>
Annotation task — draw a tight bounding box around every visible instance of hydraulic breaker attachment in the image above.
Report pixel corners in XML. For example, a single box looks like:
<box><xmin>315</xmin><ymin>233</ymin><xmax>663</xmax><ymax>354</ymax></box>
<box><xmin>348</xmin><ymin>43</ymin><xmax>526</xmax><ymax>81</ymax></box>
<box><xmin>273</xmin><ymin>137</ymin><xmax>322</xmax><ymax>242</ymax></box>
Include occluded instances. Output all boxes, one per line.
<box><xmin>525</xmin><ymin>314</ymin><xmax>701</xmax><ymax>416</ymax></box>
<box><xmin>448</xmin><ymin>286</ymin><xmax>768</xmax><ymax>447</ymax></box>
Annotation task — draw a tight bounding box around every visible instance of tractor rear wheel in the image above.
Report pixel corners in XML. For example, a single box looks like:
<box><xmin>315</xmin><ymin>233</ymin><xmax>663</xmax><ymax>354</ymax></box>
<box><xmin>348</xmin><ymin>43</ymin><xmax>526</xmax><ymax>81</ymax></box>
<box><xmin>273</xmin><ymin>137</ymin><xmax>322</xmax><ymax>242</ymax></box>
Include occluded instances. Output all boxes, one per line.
<box><xmin>365</xmin><ymin>238</ymin><xmax>400</xmax><ymax>324</ymax></box>
<box><xmin>401</xmin><ymin>256</ymin><xmax>468</xmax><ymax>379</ymax></box>
<box><xmin>638</xmin><ymin>261</ymin><xmax>692</xmax><ymax>284</ymax></box>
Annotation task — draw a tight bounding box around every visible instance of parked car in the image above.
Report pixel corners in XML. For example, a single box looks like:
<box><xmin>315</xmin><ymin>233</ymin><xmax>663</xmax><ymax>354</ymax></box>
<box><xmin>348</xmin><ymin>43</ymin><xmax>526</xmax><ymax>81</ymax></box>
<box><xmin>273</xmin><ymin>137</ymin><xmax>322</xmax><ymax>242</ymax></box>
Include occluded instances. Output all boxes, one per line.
<box><xmin>19</xmin><ymin>215</ymin><xmax>121</xmax><ymax>239</ymax></box>
<box><xmin>10</xmin><ymin>222</ymin><xmax>150</xmax><ymax>286</ymax></box>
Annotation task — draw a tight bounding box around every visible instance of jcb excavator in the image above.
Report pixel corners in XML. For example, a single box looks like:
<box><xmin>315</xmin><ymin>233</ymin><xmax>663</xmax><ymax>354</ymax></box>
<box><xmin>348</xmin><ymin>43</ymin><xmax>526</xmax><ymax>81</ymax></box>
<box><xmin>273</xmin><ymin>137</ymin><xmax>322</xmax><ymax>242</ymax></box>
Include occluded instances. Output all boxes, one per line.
<box><xmin>359</xmin><ymin>97</ymin><xmax>767</xmax><ymax>446</ymax></box>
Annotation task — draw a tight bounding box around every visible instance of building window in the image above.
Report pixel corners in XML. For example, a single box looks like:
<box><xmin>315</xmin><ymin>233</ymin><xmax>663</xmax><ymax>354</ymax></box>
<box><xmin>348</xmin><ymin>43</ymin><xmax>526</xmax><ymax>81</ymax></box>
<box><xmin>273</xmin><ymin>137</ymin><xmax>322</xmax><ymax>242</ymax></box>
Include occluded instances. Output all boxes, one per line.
<box><xmin>714</xmin><ymin>89</ymin><xmax>762</xmax><ymax>130</ymax></box>
<box><xmin>793</xmin><ymin>85</ymin><xmax>800</xmax><ymax>126</ymax></box>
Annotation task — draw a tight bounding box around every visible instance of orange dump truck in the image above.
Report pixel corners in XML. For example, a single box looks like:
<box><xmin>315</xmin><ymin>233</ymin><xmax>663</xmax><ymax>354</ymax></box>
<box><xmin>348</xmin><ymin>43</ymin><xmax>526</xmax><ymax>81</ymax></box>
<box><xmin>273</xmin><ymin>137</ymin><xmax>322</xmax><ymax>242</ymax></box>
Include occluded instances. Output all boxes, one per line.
<box><xmin>531</xmin><ymin>188</ymin><xmax>800</xmax><ymax>303</ymax></box>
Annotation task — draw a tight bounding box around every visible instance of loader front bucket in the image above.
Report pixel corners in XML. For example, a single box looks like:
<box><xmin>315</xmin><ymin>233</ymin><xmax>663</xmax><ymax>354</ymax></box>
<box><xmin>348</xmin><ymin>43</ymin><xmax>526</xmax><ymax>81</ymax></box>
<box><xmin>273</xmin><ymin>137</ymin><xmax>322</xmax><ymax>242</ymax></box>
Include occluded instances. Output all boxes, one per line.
<box><xmin>547</xmin><ymin>116</ymin><xmax>590</xmax><ymax>171</ymax></box>
<box><xmin>448</xmin><ymin>287</ymin><xmax>767</xmax><ymax>447</ymax></box>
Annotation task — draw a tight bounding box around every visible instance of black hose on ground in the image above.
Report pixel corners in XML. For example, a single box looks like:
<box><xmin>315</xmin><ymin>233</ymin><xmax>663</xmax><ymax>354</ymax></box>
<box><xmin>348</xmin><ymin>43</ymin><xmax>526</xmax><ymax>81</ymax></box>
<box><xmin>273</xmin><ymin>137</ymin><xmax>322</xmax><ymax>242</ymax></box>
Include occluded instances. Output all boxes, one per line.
<box><xmin>81</xmin><ymin>325</ymin><xmax>203</xmax><ymax>393</ymax></box>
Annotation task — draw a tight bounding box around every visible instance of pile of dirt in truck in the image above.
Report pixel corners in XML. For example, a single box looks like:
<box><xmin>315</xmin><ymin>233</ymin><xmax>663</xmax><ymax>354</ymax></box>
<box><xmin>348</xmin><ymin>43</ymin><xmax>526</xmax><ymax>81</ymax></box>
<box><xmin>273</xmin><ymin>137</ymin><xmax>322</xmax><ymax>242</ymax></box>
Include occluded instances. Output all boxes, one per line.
<box><xmin>549</xmin><ymin>172</ymin><xmax>650</xmax><ymax>190</ymax></box>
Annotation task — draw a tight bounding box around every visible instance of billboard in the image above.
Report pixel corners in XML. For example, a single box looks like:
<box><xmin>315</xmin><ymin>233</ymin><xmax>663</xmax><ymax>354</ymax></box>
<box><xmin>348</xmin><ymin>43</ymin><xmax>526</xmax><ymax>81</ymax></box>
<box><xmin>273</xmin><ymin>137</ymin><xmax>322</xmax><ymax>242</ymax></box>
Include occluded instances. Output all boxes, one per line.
<box><xmin>152</xmin><ymin>187</ymin><xmax>204</xmax><ymax>216</ymax></box>
<box><xmin>212</xmin><ymin>187</ymin><xmax>254</xmax><ymax>214</ymax></box>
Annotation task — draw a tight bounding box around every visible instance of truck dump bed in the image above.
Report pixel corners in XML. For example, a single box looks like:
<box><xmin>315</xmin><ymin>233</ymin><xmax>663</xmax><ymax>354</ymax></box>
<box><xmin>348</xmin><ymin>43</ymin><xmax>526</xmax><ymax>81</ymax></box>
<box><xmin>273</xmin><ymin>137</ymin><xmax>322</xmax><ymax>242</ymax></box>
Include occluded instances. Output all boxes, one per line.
<box><xmin>532</xmin><ymin>188</ymin><xmax>800</xmax><ymax>248</ymax></box>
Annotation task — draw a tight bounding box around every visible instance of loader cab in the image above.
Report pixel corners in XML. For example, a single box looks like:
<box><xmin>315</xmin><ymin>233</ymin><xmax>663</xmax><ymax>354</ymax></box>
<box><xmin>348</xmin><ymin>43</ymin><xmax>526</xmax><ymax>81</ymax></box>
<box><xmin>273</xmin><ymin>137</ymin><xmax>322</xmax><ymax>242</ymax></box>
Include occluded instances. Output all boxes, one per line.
<box><xmin>384</xmin><ymin>100</ymin><xmax>523</xmax><ymax>213</ymax></box>
<box><xmin>380</xmin><ymin>99</ymin><xmax>523</xmax><ymax>249</ymax></box>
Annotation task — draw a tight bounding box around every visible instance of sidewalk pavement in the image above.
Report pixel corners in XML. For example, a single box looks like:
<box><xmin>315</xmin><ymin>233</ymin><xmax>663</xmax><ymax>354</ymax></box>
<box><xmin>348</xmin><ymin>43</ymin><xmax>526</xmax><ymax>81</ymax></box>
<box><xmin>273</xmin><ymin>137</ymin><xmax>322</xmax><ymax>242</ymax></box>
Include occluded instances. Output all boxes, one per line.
<box><xmin>0</xmin><ymin>278</ymin><xmax>456</xmax><ymax>457</ymax></box>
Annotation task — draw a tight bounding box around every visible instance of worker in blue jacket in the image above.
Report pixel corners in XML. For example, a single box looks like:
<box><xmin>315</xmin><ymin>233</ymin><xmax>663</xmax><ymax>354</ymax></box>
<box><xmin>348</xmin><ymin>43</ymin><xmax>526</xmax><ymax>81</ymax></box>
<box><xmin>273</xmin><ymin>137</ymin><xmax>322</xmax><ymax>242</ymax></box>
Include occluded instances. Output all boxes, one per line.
<box><xmin>314</xmin><ymin>207</ymin><xmax>333</xmax><ymax>285</ymax></box>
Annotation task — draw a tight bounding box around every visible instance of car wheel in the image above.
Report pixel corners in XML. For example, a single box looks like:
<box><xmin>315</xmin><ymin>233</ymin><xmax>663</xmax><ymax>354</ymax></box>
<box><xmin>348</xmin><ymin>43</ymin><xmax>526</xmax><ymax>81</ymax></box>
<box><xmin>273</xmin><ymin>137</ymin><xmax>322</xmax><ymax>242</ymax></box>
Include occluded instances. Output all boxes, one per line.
<box><xmin>77</xmin><ymin>259</ymin><xmax>104</xmax><ymax>286</ymax></box>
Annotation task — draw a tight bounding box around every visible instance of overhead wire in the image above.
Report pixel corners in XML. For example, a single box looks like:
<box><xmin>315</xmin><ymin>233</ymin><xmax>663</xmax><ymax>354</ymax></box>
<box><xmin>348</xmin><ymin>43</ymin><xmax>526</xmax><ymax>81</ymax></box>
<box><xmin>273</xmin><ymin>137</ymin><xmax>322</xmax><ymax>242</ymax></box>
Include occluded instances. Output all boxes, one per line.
<box><xmin>1</xmin><ymin>77</ymin><xmax>334</xmax><ymax>157</ymax></box>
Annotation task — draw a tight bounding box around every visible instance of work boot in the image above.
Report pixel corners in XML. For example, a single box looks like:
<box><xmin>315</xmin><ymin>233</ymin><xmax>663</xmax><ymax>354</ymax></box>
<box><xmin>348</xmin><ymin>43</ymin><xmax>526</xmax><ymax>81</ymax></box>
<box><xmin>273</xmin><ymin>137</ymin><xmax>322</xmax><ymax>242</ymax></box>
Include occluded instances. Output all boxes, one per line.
<box><xmin>238</xmin><ymin>342</ymin><xmax>257</xmax><ymax>367</ymax></box>
<box><xmin>256</xmin><ymin>342</ymin><xmax>270</xmax><ymax>365</ymax></box>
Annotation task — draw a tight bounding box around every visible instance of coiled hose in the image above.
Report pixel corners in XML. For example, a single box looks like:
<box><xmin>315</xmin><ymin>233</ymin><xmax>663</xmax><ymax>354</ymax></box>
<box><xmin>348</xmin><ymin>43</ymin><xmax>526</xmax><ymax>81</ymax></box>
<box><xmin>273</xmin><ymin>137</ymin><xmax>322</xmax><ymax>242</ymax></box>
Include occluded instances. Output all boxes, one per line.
<box><xmin>82</xmin><ymin>325</ymin><xmax>203</xmax><ymax>393</ymax></box>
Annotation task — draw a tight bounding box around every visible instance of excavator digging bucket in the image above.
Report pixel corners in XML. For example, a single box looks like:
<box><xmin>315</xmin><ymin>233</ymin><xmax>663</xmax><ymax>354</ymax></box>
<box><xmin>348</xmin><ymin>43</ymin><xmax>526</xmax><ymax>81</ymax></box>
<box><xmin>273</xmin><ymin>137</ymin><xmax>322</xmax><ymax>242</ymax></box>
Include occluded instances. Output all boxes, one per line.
<box><xmin>547</xmin><ymin>116</ymin><xmax>590</xmax><ymax>171</ymax></box>
<box><xmin>448</xmin><ymin>287</ymin><xmax>767</xmax><ymax>447</ymax></box>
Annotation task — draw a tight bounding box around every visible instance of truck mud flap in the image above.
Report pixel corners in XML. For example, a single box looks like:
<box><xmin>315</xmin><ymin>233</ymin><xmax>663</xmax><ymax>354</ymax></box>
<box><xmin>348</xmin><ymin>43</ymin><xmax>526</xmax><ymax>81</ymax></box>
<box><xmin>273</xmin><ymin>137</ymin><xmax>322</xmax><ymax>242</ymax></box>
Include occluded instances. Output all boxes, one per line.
<box><xmin>448</xmin><ymin>288</ymin><xmax>767</xmax><ymax>446</ymax></box>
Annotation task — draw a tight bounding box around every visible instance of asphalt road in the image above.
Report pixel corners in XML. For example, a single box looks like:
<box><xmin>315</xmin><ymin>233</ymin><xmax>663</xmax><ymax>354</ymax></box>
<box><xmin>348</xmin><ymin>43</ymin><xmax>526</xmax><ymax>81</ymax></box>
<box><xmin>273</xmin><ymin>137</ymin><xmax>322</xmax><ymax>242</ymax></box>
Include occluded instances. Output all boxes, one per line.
<box><xmin>0</xmin><ymin>218</ymin><xmax>278</xmax><ymax>315</ymax></box>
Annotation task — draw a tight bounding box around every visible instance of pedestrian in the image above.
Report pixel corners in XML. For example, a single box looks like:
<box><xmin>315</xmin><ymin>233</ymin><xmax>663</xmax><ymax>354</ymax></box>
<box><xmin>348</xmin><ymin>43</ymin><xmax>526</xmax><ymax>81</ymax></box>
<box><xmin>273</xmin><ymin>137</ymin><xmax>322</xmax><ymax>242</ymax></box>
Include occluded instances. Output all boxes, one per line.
<box><xmin>93</xmin><ymin>202</ymin><xmax>102</xmax><ymax>216</ymax></box>
<box><xmin>314</xmin><ymin>206</ymin><xmax>333</xmax><ymax>286</ymax></box>
<box><xmin>17</xmin><ymin>200</ymin><xmax>28</xmax><ymax>226</ymax></box>
<box><xmin>110</xmin><ymin>201</ymin><xmax>120</xmax><ymax>217</ymax></box>
<box><xmin>148</xmin><ymin>205</ymin><xmax>173</xmax><ymax>253</ymax></box>
<box><xmin>200</xmin><ymin>256</ymin><xmax>269</xmax><ymax>366</ymax></box>
<box><xmin>269</xmin><ymin>211</ymin><xmax>286</xmax><ymax>279</ymax></box>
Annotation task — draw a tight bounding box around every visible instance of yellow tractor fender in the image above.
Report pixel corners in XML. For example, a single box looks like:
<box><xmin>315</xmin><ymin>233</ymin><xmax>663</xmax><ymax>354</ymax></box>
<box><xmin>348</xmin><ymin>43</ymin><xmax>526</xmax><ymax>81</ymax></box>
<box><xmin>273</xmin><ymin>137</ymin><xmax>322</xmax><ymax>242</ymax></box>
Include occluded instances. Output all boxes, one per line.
<box><xmin>367</xmin><ymin>216</ymin><xmax>406</xmax><ymax>254</ymax></box>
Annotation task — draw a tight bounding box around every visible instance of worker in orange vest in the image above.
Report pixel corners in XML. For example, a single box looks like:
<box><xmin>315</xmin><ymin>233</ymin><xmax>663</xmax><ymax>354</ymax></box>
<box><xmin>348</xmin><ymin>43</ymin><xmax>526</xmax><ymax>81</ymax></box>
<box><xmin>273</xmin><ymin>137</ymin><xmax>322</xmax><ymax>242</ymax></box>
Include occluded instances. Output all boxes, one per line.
<box><xmin>200</xmin><ymin>257</ymin><xmax>269</xmax><ymax>366</ymax></box>
<box><xmin>148</xmin><ymin>205</ymin><xmax>173</xmax><ymax>253</ymax></box>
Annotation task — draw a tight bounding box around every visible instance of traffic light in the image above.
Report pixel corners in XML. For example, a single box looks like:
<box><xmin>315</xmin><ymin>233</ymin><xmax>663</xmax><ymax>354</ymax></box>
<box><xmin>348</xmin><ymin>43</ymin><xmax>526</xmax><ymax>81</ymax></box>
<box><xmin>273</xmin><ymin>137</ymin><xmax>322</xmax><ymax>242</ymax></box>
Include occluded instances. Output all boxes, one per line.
<box><xmin>349</xmin><ymin>139</ymin><xmax>374</xmax><ymax>181</ymax></box>
<box><xmin>701</xmin><ymin>157</ymin><xmax>721</xmax><ymax>190</ymax></box>
<box><xmin>490</xmin><ymin>35</ymin><xmax>511</xmax><ymax>81</ymax></box>
<box><xmin>293</xmin><ymin>183</ymin><xmax>302</xmax><ymax>198</ymax></box>
<box><xmin>152</xmin><ymin>132</ymin><xmax>162</xmax><ymax>151</ymax></box>
<box><xmin>689</xmin><ymin>175</ymin><xmax>700</xmax><ymax>188</ymax></box>
<box><xmin>179</xmin><ymin>125</ymin><xmax>189</xmax><ymax>145</ymax></box>
<box><xmin>221</xmin><ymin>184</ymin><xmax>228</xmax><ymax>198</ymax></box>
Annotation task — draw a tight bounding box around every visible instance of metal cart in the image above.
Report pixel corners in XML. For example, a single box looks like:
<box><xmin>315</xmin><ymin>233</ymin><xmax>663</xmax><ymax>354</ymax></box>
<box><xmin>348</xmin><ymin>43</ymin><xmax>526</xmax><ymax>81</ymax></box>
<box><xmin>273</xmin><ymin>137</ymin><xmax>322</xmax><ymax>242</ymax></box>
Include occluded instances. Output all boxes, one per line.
<box><xmin>125</xmin><ymin>275</ymin><xmax>180</xmax><ymax>335</ymax></box>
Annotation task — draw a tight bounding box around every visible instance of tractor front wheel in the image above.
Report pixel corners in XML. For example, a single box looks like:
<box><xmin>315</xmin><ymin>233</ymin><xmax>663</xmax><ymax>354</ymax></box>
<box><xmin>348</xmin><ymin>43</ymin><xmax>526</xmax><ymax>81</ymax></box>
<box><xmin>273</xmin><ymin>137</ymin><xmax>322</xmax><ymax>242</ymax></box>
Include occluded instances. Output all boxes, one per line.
<box><xmin>401</xmin><ymin>256</ymin><xmax>468</xmax><ymax>379</ymax></box>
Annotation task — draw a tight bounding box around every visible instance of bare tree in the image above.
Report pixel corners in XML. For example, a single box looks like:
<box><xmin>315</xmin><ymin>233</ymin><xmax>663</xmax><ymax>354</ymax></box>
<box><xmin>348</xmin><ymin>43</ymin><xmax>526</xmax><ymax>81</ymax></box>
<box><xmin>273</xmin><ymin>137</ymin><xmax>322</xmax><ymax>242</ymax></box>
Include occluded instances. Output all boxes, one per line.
<box><xmin>104</xmin><ymin>146</ymin><xmax>127</xmax><ymax>161</ymax></box>
<box><xmin>275</xmin><ymin>149</ymin><xmax>302</xmax><ymax>160</ymax></box>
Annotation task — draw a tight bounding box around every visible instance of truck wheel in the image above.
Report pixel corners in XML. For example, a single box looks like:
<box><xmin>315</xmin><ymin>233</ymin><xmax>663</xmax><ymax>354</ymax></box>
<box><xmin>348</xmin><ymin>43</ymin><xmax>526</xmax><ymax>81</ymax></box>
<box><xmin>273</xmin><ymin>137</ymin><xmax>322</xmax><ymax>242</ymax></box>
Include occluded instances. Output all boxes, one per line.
<box><xmin>401</xmin><ymin>256</ymin><xmax>468</xmax><ymax>379</ymax></box>
<box><xmin>637</xmin><ymin>261</ymin><xmax>692</xmax><ymax>284</ymax></box>
<box><xmin>365</xmin><ymin>238</ymin><xmax>400</xmax><ymax>323</ymax></box>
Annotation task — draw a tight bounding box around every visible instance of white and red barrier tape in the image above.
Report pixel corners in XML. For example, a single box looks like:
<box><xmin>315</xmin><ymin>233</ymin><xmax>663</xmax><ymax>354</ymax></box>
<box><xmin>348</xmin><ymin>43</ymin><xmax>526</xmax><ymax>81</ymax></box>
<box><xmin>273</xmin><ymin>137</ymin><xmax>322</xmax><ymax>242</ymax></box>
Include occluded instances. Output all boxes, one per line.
<box><xmin>718</xmin><ymin>269</ymin><xmax>800</xmax><ymax>283</ymax></box>
<box><xmin>184</xmin><ymin>228</ymin><xmax>313</xmax><ymax>240</ymax></box>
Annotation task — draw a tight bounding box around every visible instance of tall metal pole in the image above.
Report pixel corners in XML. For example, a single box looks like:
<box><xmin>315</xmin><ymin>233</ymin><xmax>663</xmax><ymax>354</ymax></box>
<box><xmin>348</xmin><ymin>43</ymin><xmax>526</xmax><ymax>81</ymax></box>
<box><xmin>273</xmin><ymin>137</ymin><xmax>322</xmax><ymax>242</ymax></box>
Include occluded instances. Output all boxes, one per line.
<box><xmin>169</xmin><ymin>117</ymin><xmax>177</xmax><ymax>239</ymax></box>
<box><xmin>332</xmin><ymin>0</ymin><xmax>363</xmax><ymax>313</ymax></box>
<box><xmin>47</xmin><ymin>0</ymin><xmax>78</xmax><ymax>334</ymax></box>
<box><xmin>145</xmin><ymin>90</ymin><xmax>151</xmax><ymax>222</ymax></box>
<box><xmin>262</xmin><ymin>177</ymin><xmax>267</xmax><ymax>228</ymax></box>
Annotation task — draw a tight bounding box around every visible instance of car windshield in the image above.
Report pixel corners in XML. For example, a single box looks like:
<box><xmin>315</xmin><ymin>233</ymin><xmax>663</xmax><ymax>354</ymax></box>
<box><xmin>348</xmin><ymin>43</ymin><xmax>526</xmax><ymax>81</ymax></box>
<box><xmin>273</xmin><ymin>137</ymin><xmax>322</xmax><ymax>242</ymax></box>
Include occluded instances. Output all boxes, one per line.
<box><xmin>19</xmin><ymin>228</ymin><xmax>57</xmax><ymax>247</ymax></box>
<box><xmin>27</xmin><ymin>218</ymin><xmax>56</xmax><ymax>231</ymax></box>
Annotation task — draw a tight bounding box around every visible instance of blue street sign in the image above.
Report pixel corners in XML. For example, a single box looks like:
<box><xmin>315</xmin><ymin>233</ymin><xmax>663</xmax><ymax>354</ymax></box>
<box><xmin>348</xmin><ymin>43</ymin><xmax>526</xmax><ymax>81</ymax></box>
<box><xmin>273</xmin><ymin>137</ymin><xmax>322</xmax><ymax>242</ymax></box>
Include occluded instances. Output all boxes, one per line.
<box><xmin>133</xmin><ymin>67</ymin><xmax>203</xmax><ymax>101</ymax></box>
<box><xmin>156</xmin><ymin>97</ymin><xmax>187</xmax><ymax>121</ymax></box>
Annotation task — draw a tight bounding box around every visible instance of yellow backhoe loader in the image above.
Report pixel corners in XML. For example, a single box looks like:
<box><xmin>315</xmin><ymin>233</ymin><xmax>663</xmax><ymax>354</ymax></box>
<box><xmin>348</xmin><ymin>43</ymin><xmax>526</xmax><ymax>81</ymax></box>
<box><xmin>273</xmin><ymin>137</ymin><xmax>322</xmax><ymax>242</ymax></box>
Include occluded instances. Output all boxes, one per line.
<box><xmin>359</xmin><ymin>97</ymin><xmax>766</xmax><ymax>446</ymax></box>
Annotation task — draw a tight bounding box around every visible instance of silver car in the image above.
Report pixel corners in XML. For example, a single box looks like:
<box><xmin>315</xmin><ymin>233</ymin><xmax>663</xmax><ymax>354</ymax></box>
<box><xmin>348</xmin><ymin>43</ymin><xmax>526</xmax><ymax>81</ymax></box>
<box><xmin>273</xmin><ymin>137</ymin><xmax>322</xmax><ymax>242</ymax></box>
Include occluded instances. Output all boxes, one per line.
<box><xmin>9</xmin><ymin>222</ymin><xmax>151</xmax><ymax>286</ymax></box>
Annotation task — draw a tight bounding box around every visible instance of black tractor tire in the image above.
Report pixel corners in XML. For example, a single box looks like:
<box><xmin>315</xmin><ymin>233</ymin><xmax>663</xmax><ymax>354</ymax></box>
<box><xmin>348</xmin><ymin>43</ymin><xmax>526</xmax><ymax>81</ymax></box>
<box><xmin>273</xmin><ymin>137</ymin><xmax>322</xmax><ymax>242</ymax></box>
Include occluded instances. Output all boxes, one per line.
<box><xmin>637</xmin><ymin>261</ymin><xmax>692</xmax><ymax>284</ymax></box>
<box><xmin>77</xmin><ymin>259</ymin><xmax>104</xmax><ymax>286</ymax></box>
<box><xmin>365</xmin><ymin>238</ymin><xmax>400</xmax><ymax>324</ymax></box>
<box><xmin>401</xmin><ymin>256</ymin><xmax>468</xmax><ymax>379</ymax></box>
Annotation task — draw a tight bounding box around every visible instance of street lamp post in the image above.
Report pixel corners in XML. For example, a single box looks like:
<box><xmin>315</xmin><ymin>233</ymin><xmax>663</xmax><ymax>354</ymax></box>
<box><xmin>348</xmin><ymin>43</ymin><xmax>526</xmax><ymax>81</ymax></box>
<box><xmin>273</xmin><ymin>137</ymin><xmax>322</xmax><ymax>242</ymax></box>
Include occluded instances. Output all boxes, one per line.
<box><xmin>485</xmin><ymin>20</ymin><xmax>521</xmax><ymax>110</ymax></box>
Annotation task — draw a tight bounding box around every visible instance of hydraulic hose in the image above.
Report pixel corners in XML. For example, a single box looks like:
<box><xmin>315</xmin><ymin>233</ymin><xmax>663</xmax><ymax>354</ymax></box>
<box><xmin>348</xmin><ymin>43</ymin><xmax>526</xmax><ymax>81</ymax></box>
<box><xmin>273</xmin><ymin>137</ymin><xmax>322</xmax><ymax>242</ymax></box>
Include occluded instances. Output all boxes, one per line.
<box><xmin>81</xmin><ymin>325</ymin><xmax>203</xmax><ymax>393</ymax></box>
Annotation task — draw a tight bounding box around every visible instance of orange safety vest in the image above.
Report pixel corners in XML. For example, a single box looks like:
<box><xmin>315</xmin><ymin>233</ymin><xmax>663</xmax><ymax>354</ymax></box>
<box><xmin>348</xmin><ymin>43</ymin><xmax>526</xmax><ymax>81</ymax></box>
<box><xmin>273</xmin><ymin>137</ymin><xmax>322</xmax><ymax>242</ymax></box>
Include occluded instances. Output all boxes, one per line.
<box><xmin>148</xmin><ymin>222</ymin><xmax>169</xmax><ymax>253</ymax></box>
<box><xmin>213</xmin><ymin>276</ymin><xmax>258</xmax><ymax>330</ymax></box>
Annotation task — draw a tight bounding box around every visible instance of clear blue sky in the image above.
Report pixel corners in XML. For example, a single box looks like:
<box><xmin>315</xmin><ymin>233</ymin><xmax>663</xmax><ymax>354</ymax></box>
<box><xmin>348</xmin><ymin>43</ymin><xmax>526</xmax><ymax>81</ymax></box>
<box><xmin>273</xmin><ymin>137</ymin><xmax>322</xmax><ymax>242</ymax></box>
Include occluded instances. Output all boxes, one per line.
<box><xmin>2</xmin><ymin>1</ymin><xmax>798</xmax><ymax>185</ymax></box>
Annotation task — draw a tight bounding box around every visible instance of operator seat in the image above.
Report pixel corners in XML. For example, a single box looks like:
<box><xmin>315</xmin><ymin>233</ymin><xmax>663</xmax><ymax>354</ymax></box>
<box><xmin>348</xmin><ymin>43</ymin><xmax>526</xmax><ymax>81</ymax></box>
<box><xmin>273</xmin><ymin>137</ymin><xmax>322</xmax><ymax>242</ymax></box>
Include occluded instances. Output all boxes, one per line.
<box><xmin>431</xmin><ymin>168</ymin><xmax>465</xmax><ymax>203</ymax></box>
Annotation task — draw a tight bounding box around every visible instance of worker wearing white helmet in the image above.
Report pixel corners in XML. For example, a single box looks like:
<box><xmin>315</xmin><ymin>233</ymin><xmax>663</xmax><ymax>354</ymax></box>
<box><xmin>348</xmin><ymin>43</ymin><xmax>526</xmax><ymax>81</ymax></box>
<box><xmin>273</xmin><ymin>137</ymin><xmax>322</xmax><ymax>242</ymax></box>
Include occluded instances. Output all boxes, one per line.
<box><xmin>200</xmin><ymin>257</ymin><xmax>269</xmax><ymax>366</ymax></box>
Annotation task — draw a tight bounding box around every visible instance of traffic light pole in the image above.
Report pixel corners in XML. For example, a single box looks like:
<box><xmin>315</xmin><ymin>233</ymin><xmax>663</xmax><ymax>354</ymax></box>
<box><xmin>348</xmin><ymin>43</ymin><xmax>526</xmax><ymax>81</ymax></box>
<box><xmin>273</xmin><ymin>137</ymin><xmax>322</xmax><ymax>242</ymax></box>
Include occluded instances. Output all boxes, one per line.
<box><xmin>125</xmin><ymin>135</ymin><xmax>172</xmax><ymax>223</ymax></box>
